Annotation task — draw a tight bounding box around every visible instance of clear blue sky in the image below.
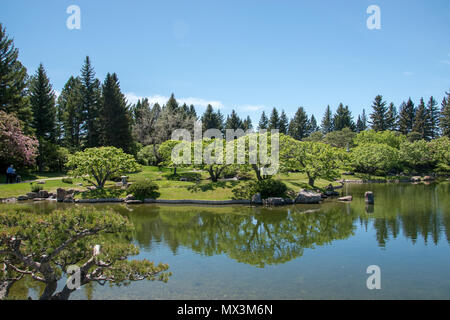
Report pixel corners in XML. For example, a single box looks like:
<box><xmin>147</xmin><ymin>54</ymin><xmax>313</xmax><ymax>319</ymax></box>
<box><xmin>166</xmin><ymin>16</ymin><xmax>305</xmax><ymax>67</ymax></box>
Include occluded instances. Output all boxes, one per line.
<box><xmin>1</xmin><ymin>0</ymin><xmax>449</xmax><ymax>124</ymax></box>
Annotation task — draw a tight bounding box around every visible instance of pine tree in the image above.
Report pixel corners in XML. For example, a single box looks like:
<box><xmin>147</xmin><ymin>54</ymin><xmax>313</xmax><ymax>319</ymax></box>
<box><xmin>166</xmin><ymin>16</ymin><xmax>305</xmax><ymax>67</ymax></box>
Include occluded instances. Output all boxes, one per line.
<box><xmin>201</xmin><ymin>104</ymin><xmax>219</xmax><ymax>132</ymax></box>
<box><xmin>225</xmin><ymin>109</ymin><xmax>243</xmax><ymax>130</ymax></box>
<box><xmin>80</xmin><ymin>56</ymin><xmax>102</xmax><ymax>148</ymax></box>
<box><xmin>268</xmin><ymin>107</ymin><xmax>280</xmax><ymax>130</ymax></box>
<box><xmin>100</xmin><ymin>73</ymin><xmax>133</xmax><ymax>153</ymax></box>
<box><xmin>279</xmin><ymin>110</ymin><xmax>289</xmax><ymax>134</ymax></box>
<box><xmin>356</xmin><ymin>115</ymin><xmax>364</xmax><ymax>133</ymax></box>
<box><xmin>188</xmin><ymin>104</ymin><xmax>197</xmax><ymax>119</ymax></box>
<box><xmin>258</xmin><ymin>111</ymin><xmax>268</xmax><ymax>130</ymax></box>
<box><xmin>321</xmin><ymin>105</ymin><xmax>333</xmax><ymax>133</ymax></box>
<box><xmin>333</xmin><ymin>103</ymin><xmax>355</xmax><ymax>131</ymax></box>
<box><xmin>306</xmin><ymin>115</ymin><xmax>319</xmax><ymax>136</ymax></box>
<box><xmin>398</xmin><ymin>98</ymin><xmax>415</xmax><ymax>135</ymax></box>
<box><xmin>242</xmin><ymin>116</ymin><xmax>253</xmax><ymax>131</ymax></box>
<box><xmin>288</xmin><ymin>107</ymin><xmax>309</xmax><ymax>140</ymax></box>
<box><xmin>440</xmin><ymin>91</ymin><xmax>450</xmax><ymax>137</ymax></box>
<box><xmin>361</xmin><ymin>108</ymin><xmax>368</xmax><ymax>130</ymax></box>
<box><xmin>385</xmin><ymin>103</ymin><xmax>398</xmax><ymax>131</ymax></box>
<box><xmin>426</xmin><ymin>96</ymin><xmax>439</xmax><ymax>139</ymax></box>
<box><xmin>369</xmin><ymin>95</ymin><xmax>388</xmax><ymax>131</ymax></box>
<box><xmin>412</xmin><ymin>98</ymin><xmax>430</xmax><ymax>139</ymax></box>
<box><xmin>0</xmin><ymin>23</ymin><xmax>33</xmax><ymax>131</ymax></box>
<box><xmin>132</xmin><ymin>98</ymin><xmax>150</xmax><ymax>124</ymax></box>
<box><xmin>57</xmin><ymin>76</ymin><xmax>84</xmax><ymax>150</ymax></box>
<box><xmin>166</xmin><ymin>93</ymin><xmax>179</xmax><ymax>112</ymax></box>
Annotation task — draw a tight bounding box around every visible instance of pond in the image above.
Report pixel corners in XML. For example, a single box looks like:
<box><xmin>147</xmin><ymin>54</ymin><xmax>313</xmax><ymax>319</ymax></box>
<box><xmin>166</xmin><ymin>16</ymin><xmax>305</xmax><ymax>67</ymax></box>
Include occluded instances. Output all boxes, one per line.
<box><xmin>3</xmin><ymin>182</ymin><xmax>450</xmax><ymax>299</ymax></box>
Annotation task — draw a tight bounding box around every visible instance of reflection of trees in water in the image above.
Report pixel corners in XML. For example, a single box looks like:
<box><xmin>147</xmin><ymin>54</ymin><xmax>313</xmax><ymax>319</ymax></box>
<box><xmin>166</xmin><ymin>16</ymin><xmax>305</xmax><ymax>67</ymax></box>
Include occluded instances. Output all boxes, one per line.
<box><xmin>127</xmin><ymin>204</ymin><xmax>357</xmax><ymax>267</ymax></box>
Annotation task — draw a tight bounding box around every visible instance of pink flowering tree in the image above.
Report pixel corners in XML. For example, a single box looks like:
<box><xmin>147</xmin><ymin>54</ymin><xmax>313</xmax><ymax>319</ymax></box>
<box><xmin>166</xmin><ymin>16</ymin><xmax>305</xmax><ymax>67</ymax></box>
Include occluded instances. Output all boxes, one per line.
<box><xmin>0</xmin><ymin>111</ymin><xmax>38</xmax><ymax>168</ymax></box>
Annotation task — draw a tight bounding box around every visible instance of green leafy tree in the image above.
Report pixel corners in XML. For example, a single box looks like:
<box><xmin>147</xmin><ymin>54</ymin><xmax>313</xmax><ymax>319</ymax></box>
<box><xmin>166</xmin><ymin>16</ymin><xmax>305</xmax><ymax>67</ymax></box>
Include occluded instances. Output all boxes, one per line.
<box><xmin>369</xmin><ymin>95</ymin><xmax>388</xmax><ymax>131</ymax></box>
<box><xmin>0</xmin><ymin>24</ymin><xmax>33</xmax><ymax>132</ymax></box>
<box><xmin>321</xmin><ymin>105</ymin><xmax>333</xmax><ymax>133</ymax></box>
<box><xmin>258</xmin><ymin>111</ymin><xmax>268</xmax><ymax>130</ymax></box>
<box><xmin>323</xmin><ymin>128</ymin><xmax>356</xmax><ymax>149</ymax></box>
<box><xmin>351</xmin><ymin>143</ymin><xmax>400</xmax><ymax>175</ymax></box>
<box><xmin>278</xmin><ymin>111</ymin><xmax>289</xmax><ymax>134</ymax></box>
<box><xmin>66</xmin><ymin>146</ymin><xmax>140</xmax><ymax>188</ymax></box>
<box><xmin>440</xmin><ymin>92</ymin><xmax>450</xmax><ymax>137</ymax></box>
<box><xmin>429</xmin><ymin>136</ymin><xmax>449</xmax><ymax>173</ymax></box>
<box><xmin>158</xmin><ymin>140</ymin><xmax>190</xmax><ymax>175</ymax></box>
<box><xmin>0</xmin><ymin>207</ymin><xmax>170</xmax><ymax>300</ymax></box>
<box><xmin>333</xmin><ymin>103</ymin><xmax>355</xmax><ymax>131</ymax></box>
<box><xmin>398</xmin><ymin>98</ymin><xmax>415</xmax><ymax>135</ymax></box>
<box><xmin>399</xmin><ymin>140</ymin><xmax>434</xmax><ymax>173</ymax></box>
<box><xmin>288</xmin><ymin>107</ymin><xmax>309</xmax><ymax>140</ymax></box>
<box><xmin>354</xmin><ymin>130</ymin><xmax>406</xmax><ymax>149</ymax></box>
<box><xmin>100</xmin><ymin>73</ymin><xmax>133</xmax><ymax>153</ymax></box>
<box><xmin>268</xmin><ymin>107</ymin><xmax>280</xmax><ymax>130</ymax></box>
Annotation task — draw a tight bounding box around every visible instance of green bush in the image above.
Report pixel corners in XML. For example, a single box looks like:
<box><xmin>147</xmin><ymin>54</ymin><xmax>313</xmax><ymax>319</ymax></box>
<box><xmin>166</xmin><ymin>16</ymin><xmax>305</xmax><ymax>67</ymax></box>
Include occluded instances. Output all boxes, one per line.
<box><xmin>30</xmin><ymin>184</ymin><xmax>43</xmax><ymax>193</ymax></box>
<box><xmin>61</xmin><ymin>178</ymin><xmax>73</xmax><ymax>184</ymax></box>
<box><xmin>127</xmin><ymin>179</ymin><xmax>160</xmax><ymax>200</ymax></box>
<box><xmin>232</xmin><ymin>179</ymin><xmax>288</xmax><ymax>200</ymax></box>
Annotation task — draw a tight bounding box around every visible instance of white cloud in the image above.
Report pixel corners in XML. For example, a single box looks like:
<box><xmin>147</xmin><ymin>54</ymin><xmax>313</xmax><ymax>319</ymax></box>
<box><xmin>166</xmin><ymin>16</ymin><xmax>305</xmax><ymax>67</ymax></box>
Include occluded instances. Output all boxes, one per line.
<box><xmin>241</xmin><ymin>104</ymin><xmax>266</xmax><ymax>112</ymax></box>
<box><xmin>125</xmin><ymin>93</ymin><xmax>224</xmax><ymax>110</ymax></box>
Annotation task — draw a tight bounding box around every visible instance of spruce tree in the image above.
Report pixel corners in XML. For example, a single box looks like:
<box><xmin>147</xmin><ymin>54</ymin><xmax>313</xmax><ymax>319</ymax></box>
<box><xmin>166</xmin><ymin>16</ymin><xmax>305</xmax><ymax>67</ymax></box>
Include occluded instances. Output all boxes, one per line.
<box><xmin>132</xmin><ymin>98</ymin><xmax>150</xmax><ymax>124</ymax></box>
<box><xmin>189</xmin><ymin>104</ymin><xmax>197</xmax><ymax>119</ymax></box>
<box><xmin>288</xmin><ymin>107</ymin><xmax>309</xmax><ymax>140</ymax></box>
<box><xmin>279</xmin><ymin>110</ymin><xmax>289</xmax><ymax>134</ymax></box>
<box><xmin>100</xmin><ymin>73</ymin><xmax>133</xmax><ymax>153</ymax></box>
<box><xmin>268</xmin><ymin>107</ymin><xmax>280</xmax><ymax>130</ymax></box>
<box><xmin>166</xmin><ymin>93</ymin><xmax>179</xmax><ymax>112</ymax></box>
<box><xmin>369</xmin><ymin>95</ymin><xmax>388</xmax><ymax>131</ymax></box>
<box><xmin>80</xmin><ymin>56</ymin><xmax>102</xmax><ymax>148</ymax></box>
<box><xmin>440</xmin><ymin>92</ymin><xmax>450</xmax><ymax>137</ymax></box>
<box><xmin>333</xmin><ymin>103</ymin><xmax>355</xmax><ymax>131</ymax></box>
<box><xmin>426</xmin><ymin>96</ymin><xmax>439</xmax><ymax>139</ymax></box>
<box><xmin>398</xmin><ymin>98</ymin><xmax>415</xmax><ymax>135</ymax></box>
<box><xmin>356</xmin><ymin>115</ymin><xmax>364</xmax><ymax>133</ymax></box>
<box><xmin>361</xmin><ymin>108</ymin><xmax>368</xmax><ymax>130</ymax></box>
<box><xmin>258</xmin><ymin>111</ymin><xmax>268</xmax><ymax>130</ymax></box>
<box><xmin>321</xmin><ymin>105</ymin><xmax>333</xmax><ymax>133</ymax></box>
<box><xmin>385</xmin><ymin>103</ymin><xmax>398</xmax><ymax>131</ymax></box>
<box><xmin>57</xmin><ymin>76</ymin><xmax>84</xmax><ymax>150</ymax></box>
<box><xmin>306</xmin><ymin>115</ymin><xmax>319</xmax><ymax>136</ymax></box>
<box><xmin>0</xmin><ymin>23</ymin><xmax>33</xmax><ymax>131</ymax></box>
<box><xmin>412</xmin><ymin>98</ymin><xmax>430</xmax><ymax>139</ymax></box>
<box><xmin>225</xmin><ymin>109</ymin><xmax>243</xmax><ymax>130</ymax></box>
<box><xmin>242</xmin><ymin>116</ymin><xmax>253</xmax><ymax>131</ymax></box>
<box><xmin>201</xmin><ymin>104</ymin><xmax>218</xmax><ymax>131</ymax></box>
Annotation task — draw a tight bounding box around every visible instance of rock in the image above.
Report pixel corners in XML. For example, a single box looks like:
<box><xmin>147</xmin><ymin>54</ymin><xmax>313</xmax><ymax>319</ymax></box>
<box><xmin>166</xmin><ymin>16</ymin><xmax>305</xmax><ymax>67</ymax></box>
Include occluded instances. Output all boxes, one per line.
<box><xmin>411</xmin><ymin>176</ymin><xmax>421</xmax><ymax>182</ymax></box>
<box><xmin>66</xmin><ymin>189</ymin><xmax>75</xmax><ymax>195</ymax></box>
<box><xmin>365</xmin><ymin>191</ymin><xmax>374</xmax><ymax>204</ymax></box>
<box><xmin>17</xmin><ymin>195</ymin><xmax>29</xmax><ymax>201</ymax></box>
<box><xmin>125</xmin><ymin>194</ymin><xmax>135</xmax><ymax>201</ymax></box>
<box><xmin>37</xmin><ymin>180</ymin><xmax>45</xmax><ymax>184</ymax></box>
<box><xmin>38</xmin><ymin>190</ymin><xmax>49</xmax><ymax>198</ymax></box>
<box><xmin>294</xmin><ymin>190</ymin><xmax>322</xmax><ymax>204</ymax></box>
<box><xmin>56</xmin><ymin>188</ymin><xmax>66</xmax><ymax>202</ymax></box>
<box><xmin>87</xmin><ymin>186</ymin><xmax>97</xmax><ymax>191</ymax></box>
<box><xmin>263</xmin><ymin>197</ymin><xmax>285</xmax><ymax>206</ymax></box>
<box><xmin>77</xmin><ymin>183</ymin><xmax>83</xmax><ymax>186</ymax></box>
<box><xmin>251</xmin><ymin>193</ymin><xmax>262</xmax><ymax>205</ymax></box>
<box><xmin>423</xmin><ymin>176</ymin><xmax>434</xmax><ymax>181</ymax></box>
<box><xmin>115</xmin><ymin>182</ymin><xmax>122</xmax><ymax>187</ymax></box>
<box><xmin>26</xmin><ymin>192</ymin><xmax>38</xmax><ymax>199</ymax></box>
<box><xmin>121</xmin><ymin>176</ymin><xmax>128</xmax><ymax>186</ymax></box>
<box><xmin>338</xmin><ymin>195</ymin><xmax>353</xmax><ymax>201</ymax></box>
<box><xmin>283</xmin><ymin>198</ymin><xmax>294</xmax><ymax>205</ymax></box>
<box><xmin>33</xmin><ymin>198</ymin><xmax>45</xmax><ymax>201</ymax></box>
<box><xmin>179</xmin><ymin>178</ymin><xmax>188</xmax><ymax>182</ymax></box>
<box><xmin>324</xmin><ymin>190</ymin><xmax>339</xmax><ymax>196</ymax></box>
<box><xmin>63</xmin><ymin>194</ymin><xmax>74</xmax><ymax>203</ymax></box>
<box><xmin>320</xmin><ymin>193</ymin><xmax>328</xmax><ymax>199</ymax></box>
<box><xmin>125</xmin><ymin>200</ymin><xmax>143</xmax><ymax>204</ymax></box>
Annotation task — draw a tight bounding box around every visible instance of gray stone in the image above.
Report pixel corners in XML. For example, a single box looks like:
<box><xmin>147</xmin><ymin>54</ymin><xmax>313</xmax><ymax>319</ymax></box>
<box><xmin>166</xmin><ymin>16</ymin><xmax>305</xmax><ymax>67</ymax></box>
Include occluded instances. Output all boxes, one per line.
<box><xmin>17</xmin><ymin>195</ymin><xmax>29</xmax><ymax>201</ymax></box>
<box><xmin>38</xmin><ymin>190</ymin><xmax>49</xmax><ymax>198</ymax></box>
<box><xmin>26</xmin><ymin>192</ymin><xmax>38</xmax><ymax>199</ymax></box>
<box><xmin>77</xmin><ymin>199</ymin><xmax>98</xmax><ymax>203</ymax></box>
<box><xmin>125</xmin><ymin>200</ymin><xmax>143</xmax><ymax>204</ymax></box>
<box><xmin>338</xmin><ymin>195</ymin><xmax>353</xmax><ymax>201</ymax></box>
<box><xmin>283</xmin><ymin>198</ymin><xmax>294</xmax><ymax>205</ymax></box>
<box><xmin>251</xmin><ymin>193</ymin><xmax>262</xmax><ymax>205</ymax></box>
<box><xmin>36</xmin><ymin>180</ymin><xmax>45</xmax><ymax>184</ymax></box>
<box><xmin>263</xmin><ymin>197</ymin><xmax>285</xmax><ymax>206</ymax></box>
<box><xmin>33</xmin><ymin>198</ymin><xmax>45</xmax><ymax>201</ymax></box>
<box><xmin>294</xmin><ymin>190</ymin><xmax>322</xmax><ymax>204</ymax></box>
<box><xmin>121</xmin><ymin>176</ymin><xmax>128</xmax><ymax>186</ymax></box>
<box><xmin>63</xmin><ymin>194</ymin><xmax>74</xmax><ymax>203</ymax></box>
<box><xmin>125</xmin><ymin>194</ymin><xmax>135</xmax><ymax>201</ymax></box>
<box><xmin>423</xmin><ymin>175</ymin><xmax>434</xmax><ymax>181</ymax></box>
<box><xmin>324</xmin><ymin>190</ymin><xmax>339</xmax><ymax>197</ymax></box>
<box><xmin>365</xmin><ymin>191</ymin><xmax>374</xmax><ymax>204</ymax></box>
<box><xmin>56</xmin><ymin>188</ymin><xmax>66</xmax><ymax>202</ymax></box>
<box><xmin>411</xmin><ymin>176</ymin><xmax>421</xmax><ymax>182</ymax></box>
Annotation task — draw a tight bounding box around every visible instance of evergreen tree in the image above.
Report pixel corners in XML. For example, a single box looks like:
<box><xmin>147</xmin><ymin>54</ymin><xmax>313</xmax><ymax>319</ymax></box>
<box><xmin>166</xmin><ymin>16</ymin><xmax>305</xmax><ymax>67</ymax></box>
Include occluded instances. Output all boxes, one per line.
<box><xmin>306</xmin><ymin>115</ymin><xmax>319</xmax><ymax>136</ymax></box>
<box><xmin>385</xmin><ymin>103</ymin><xmax>398</xmax><ymax>131</ymax></box>
<box><xmin>268</xmin><ymin>107</ymin><xmax>280</xmax><ymax>130</ymax></box>
<box><xmin>80</xmin><ymin>56</ymin><xmax>102</xmax><ymax>148</ymax></box>
<box><xmin>131</xmin><ymin>98</ymin><xmax>150</xmax><ymax>124</ymax></box>
<box><xmin>0</xmin><ymin>23</ymin><xmax>33</xmax><ymax>131</ymax></box>
<box><xmin>279</xmin><ymin>110</ymin><xmax>289</xmax><ymax>134</ymax></box>
<box><xmin>361</xmin><ymin>108</ymin><xmax>368</xmax><ymax>130</ymax></box>
<box><xmin>412</xmin><ymin>97</ymin><xmax>430</xmax><ymax>139</ymax></box>
<box><xmin>321</xmin><ymin>105</ymin><xmax>333</xmax><ymax>133</ymax></box>
<box><xmin>188</xmin><ymin>104</ymin><xmax>197</xmax><ymax>119</ymax></box>
<box><xmin>201</xmin><ymin>104</ymin><xmax>223</xmax><ymax>132</ymax></box>
<box><xmin>225</xmin><ymin>109</ymin><xmax>243</xmax><ymax>130</ymax></box>
<box><xmin>100</xmin><ymin>73</ymin><xmax>133</xmax><ymax>153</ymax></box>
<box><xmin>369</xmin><ymin>95</ymin><xmax>388</xmax><ymax>131</ymax></box>
<box><xmin>242</xmin><ymin>116</ymin><xmax>253</xmax><ymax>131</ymax></box>
<box><xmin>288</xmin><ymin>107</ymin><xmax>309</xmax><ymax>140</ymax></box>
<box><xmin>426</xmin><ymin>96</ymin><xmax>439</xmax><ymax>139</ymax></box>
<box><xmin>333</xmin><ymin>103</ymin><xmax>355</xmax><ymax>131</ymax></box>
<box><xmin>166</xmin><ymin>93</ymin><xmax>179</xmax><ymax>112</ymax></box>
<box><xmin>258</xmin><ymin>111</ymin><xmax>268</xmax><ymax>130</ymax></box>
<box><xmin>356</xmin><ymin>115</ymin><xmax>364</xmax><ymax>133</ymax></box>
<box><xmin>57</xmin><ymin>76</ymin><xmax>84</xmax><ymax>150</ymax></box>
<box><xmin>440</xmin><ymin>92</ymin><xmax>450</xmax><ymax>137</ymax></box>
<box><xmin>398</xmin><ymin>98</ymin><xmax>415</xmax><ymax>135</ymax></box>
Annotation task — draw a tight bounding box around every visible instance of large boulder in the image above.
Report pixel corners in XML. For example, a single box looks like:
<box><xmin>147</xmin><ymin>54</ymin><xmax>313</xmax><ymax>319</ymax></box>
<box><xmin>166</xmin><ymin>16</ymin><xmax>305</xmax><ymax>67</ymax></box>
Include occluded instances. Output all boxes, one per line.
<box><xmin>38</xmin><ymin>190</ymin><xmax>49</xmax><ymax>198</ymax></box>
<box><xmin>365</xmin><ymin>191</ymin><xmax>374</xmax><ymax>204</ymax></box>
<box><xmin>295</xmin><ymin>190</ymin><xmax>322</xmax><ymax>204</ymax></box>
<box><xmin>263</xmin><ymin>197</ymin><xmax>285</xmax><ymax>206</ymax></box>
<box><xmin>17</xmin><ymin>195</ymin><xmax>29</xmax><ymax>201</ymax></box>
<box><xmin>423</xmin><ymin>176</ymin><xmax>434</xmax><ymax>181</ymax></box>
<box><xmin>56</xmin><ymin>188</ymin><xmax>66</xmax><ymax>202</ymax></box>
<box><xmin>63</xmin><ymin>194</ymin><xmax>74</xmax><ymax>203</ymax></box>
<box><xmin>26</xmin><ymin>192</ymin><xmax>38</xmax><ymax>199</ymax></box>
<box><xmin>251</xmin><ymin>193</ymin><xmax>262</xmax><ymax>205</ymax></box>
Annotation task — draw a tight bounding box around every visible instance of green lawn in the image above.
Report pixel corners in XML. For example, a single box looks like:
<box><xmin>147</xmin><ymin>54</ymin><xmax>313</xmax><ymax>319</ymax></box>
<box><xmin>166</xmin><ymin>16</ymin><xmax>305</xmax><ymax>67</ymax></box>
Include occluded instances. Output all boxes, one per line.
<box><xmin>0</xmin><ymin>166</ymin><xmax>342</xmax><ymax>200</ymax></box>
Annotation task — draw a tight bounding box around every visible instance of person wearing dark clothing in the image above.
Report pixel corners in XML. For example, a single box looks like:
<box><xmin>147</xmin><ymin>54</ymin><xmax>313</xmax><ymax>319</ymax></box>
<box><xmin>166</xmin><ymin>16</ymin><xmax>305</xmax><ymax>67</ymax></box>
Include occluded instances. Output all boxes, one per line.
<box><xmin>6</xmin><ymin>165</ymin><xmax>17</xmax><ymax>184</ymax></box>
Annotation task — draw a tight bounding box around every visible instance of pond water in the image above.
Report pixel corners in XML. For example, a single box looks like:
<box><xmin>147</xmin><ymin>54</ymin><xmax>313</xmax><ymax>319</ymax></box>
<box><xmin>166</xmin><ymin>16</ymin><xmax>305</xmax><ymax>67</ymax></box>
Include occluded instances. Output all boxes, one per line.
<box><xmin>3</xmin><ymin>183</ymin><xmax>450</xmax><ymax>299</ymax></box>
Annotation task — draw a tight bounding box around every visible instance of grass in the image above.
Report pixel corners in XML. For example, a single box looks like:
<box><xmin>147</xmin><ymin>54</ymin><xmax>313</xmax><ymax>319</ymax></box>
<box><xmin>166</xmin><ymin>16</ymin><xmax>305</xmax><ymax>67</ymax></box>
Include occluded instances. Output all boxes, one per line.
<box><xmin>0</xmin><ymin>166</ymin><xmax>342</xmax><ymax>200</ymax></box>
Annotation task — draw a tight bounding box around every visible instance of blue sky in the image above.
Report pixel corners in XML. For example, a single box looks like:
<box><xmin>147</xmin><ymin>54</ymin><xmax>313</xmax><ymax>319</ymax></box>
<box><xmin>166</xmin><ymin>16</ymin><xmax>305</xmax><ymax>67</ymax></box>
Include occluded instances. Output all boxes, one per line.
<box><xmin>1</xmin><ymin>0</ymin><xmax>449</xmax><ymax>124</ymax></box>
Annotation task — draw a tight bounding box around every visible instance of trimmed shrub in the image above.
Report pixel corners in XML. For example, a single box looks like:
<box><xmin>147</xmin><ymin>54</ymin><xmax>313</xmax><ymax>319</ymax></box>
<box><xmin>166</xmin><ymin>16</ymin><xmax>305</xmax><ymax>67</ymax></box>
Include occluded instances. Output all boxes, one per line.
<box><xmin>62</xmin><ymin>178</ymin><xmax>73</xmax><ymax>184</ymax></box>
<box><xmin>30</xmin><ymin>184</ymin><xmax>43</xmax><ymax>193</ymax></box>
<box><xmin>232</xmin><ymin>179</ymin><xmax>288</xmax><ymax>200</ymax></box>
<box><xmin>127</xmin><ymin>179</ymin><xmax>160</xmax><ymax>200</ymax></box>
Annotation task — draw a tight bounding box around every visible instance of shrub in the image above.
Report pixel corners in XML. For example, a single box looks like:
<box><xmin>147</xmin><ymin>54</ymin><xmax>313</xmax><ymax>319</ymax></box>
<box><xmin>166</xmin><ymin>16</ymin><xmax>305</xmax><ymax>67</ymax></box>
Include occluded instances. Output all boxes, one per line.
<box><xmin>127</xmin><ymin>179</ymin><xmax>160</xmax><ymax>200</ymax></box>
<box><xmin>232</xmin><ymin>179</ymin><xmax>288</xmax><ymax>200</ymax></box>
<box><xmin>61</xmin><ymin>177</ymin><xmax>73</xmax><ymax>184</ymax></box>
<box><xmin>30</xmin><ymin>183</ymin><xmax>43</xmax><ymax>193</ymax></box>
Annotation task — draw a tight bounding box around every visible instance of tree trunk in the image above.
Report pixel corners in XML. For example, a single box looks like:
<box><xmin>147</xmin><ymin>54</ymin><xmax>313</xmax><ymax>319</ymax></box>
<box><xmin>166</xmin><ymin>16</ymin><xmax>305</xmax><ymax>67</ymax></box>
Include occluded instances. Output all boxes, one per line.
<box><xmin>307</xmin><ymin>174</ymin><xmax>315</xmax><ymax>187</ymax></box>
<box><xmin>40</xmin><ymin>280</ymin><xmax>58</xmax><ymax>300</ymax></box>
<box><xmin>252</xmin><ymin>164</ymin><xmax>262</xmax><ymax>181</ymax></box>
<box><xmin>0</xmin><ymin>280</ymin><xmax>15</xmax><ymax>300</ymax></box>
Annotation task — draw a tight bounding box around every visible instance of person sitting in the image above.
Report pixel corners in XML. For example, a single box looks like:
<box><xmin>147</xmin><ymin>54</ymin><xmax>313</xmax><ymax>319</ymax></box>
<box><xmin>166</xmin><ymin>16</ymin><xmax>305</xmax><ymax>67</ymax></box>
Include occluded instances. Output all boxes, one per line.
<box><xmin>6</xmin><ymin>165</ymin><xmax>17</xmax><ymax>184</ymax></box>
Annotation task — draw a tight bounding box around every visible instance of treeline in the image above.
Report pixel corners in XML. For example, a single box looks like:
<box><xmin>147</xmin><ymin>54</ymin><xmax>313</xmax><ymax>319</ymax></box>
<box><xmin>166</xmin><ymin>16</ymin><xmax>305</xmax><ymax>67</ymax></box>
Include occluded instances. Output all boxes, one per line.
<box><xmin>1</xmin><ymin>22</ymin><xmax>450</xmax><ymax>173</ymax></box>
